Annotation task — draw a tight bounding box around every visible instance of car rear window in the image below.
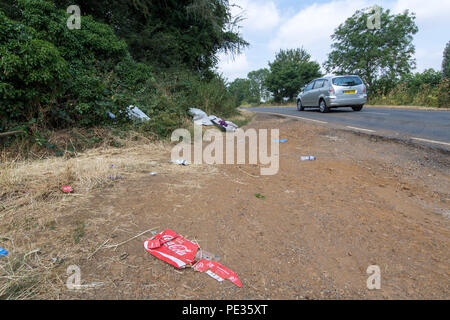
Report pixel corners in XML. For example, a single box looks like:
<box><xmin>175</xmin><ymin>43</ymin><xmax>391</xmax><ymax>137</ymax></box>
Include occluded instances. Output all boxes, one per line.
<box><xmin>332</xmin><ymin>76</ymin><xmax>363</xmax><ymax>86</ymax></box>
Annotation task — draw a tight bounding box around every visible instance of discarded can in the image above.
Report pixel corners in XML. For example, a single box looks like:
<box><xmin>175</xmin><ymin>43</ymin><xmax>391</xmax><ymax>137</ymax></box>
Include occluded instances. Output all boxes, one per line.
<box><xmin>301</xmin><ymin>156</ymin><xmax>316</xmax><ymax>161</ymax></box>
<box><xmin>0</xmin><ymin>247</ymin><xmax>8</xmax><ymax>257</ymax></box>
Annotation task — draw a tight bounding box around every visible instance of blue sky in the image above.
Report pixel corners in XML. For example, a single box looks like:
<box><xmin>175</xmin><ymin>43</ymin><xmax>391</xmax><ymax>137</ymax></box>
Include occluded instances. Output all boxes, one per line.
<box><xmin>217</xmin><ymin>0</ymin><xmax>450</xmax><ymax>81</ymax></box>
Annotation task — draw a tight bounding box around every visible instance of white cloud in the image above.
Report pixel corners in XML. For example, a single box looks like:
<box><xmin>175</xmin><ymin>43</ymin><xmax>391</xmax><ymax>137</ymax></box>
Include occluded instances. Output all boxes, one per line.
<box><xmin>392</xmin><ymin>0</ymin><xmax>450</xmax><ymax>21</ymax></box>
<box><xmin>269</xmin><ymin>0</ymin><xmax>371</xmax><ymax>65</ymax></box>
<box><xmin>217</xmin><ymin>53</ymin><xmax>251</xmax><ymax>81</ymax></box>
<box><xmin>219</xmin><ymin>0</ymin><xmax>449</xmax><ymax>80</ymax></box>
<box><xmin>231</xmin><ymin>0</ymin><xmax>280</xmax><ymax>32</ymax></box>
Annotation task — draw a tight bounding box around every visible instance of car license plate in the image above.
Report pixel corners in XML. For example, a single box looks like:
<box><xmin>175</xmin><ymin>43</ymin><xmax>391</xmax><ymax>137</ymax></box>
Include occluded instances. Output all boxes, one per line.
<box><xmin>344</xmin><ymin>90</ymin><xmax>356</xmax><ymax>94</ymax></box>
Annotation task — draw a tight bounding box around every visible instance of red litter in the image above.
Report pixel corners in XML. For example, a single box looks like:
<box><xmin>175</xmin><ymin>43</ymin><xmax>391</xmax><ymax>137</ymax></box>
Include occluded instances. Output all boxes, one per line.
<box><xmin>194</xmin><ymin>259</ymin><xmax>242</xmax><ymax>287</ymax></box>
<box><xmin>61</xmin><ymin>185</ymin><xmax>73</xmax><ymax>193</ymax></box>
<box><xmin>144</xmin><ymin>229</ymin><xmax>242</xmax><ymax>287</ymax></box>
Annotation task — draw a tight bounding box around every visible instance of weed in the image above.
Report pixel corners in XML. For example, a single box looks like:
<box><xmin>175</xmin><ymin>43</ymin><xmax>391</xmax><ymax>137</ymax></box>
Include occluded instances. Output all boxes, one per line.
<box><xmin>73</xmin><ymin>222</ymin><xmax>86</xmax><ymax>244</ymax></box>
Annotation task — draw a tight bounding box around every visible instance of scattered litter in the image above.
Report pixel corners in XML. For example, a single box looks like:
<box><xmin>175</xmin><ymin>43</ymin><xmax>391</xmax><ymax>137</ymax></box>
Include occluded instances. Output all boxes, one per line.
<box><xmin>144</xmin><ymin>229</ymin><xmax>242</xmax><ymax>287</ymax></box>
<box><xmin>127</xmin><ymin>105</ymin><xmax>151</xmax><ymax>121</ymax></box>
<box><xmin>211</xmin><ymin>117</ymin><xmax>239</xmax><ymax>132</ymax></box>
<box><xmin>149</xmin><ymin>172</ymin><xmax>158</xmax><ymax>176</ymax></box>
<box><xmin>62</xmin><ymin>185</ymin><xmax>73</xmax><ymax>193</ymax></box>
<box><xmin>189</xmin><ymin>108</ymin><xmax>214</xmax><ymax>126</ymax></box>
<box><xmin>107</xmin><ymin>106</ymin><xmax>150</xmax><ymax>121</ymax></box>
<box><xmin>255</xmin><ymin>193</ymin><xmax>266</xmax><ymax>200</ymax></box>
<box><xmin>0</xmin><ymin>247</ymin><xmax>8</xmax><ymax>257</ymax></box>
<box><xmin>144</xmin><ymin>229</ymin><xmax>198</xmax><ymax>269</ymax></box>
<box><xmin>194</xmin><ymin>260</ymin><xmax>242</xmax><ymax>287</ymax></box>
<box><xmin>172</xmin><ymin>159</ymin><xmax>189</xmax><ymax>166</ymax></box>
<box><xmin>188</xmin><ymin>108</ymin><xmax>239</xmax><ymax>132</ymax></box>
<box><xmin>107</xmin><ymin>111</ymin><xmax>116</xmax><ymax>119</ymax></box>
<box><xmin>273</xmin><ymin>139</ymin><xmax>288</xmax><ymax>143</ymax></box>
<box><xmin>301</xmin><ymin>156</ymin><xmax>316</xmax><ymax>161</ymax></box>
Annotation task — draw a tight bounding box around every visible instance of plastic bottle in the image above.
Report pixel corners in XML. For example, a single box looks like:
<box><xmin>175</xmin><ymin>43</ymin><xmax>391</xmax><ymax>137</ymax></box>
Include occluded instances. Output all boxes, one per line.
<box><xmin>301</xmin><ymin>156</ymin><xmax>316</xmax><ymax>161</ymax></box>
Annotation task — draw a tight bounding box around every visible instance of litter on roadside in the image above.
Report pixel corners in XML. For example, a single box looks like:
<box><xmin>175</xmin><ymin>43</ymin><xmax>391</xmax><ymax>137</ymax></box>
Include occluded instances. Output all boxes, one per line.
<box><xmin>149</xmin><ymin>172</ymin><xmax>158</xmax><ymax>176</ymax></box>
<box><xmin>61</xmin><ymin>185</ymin><xmax>73</xmax><ymax>193</ymax></box>
<box><xmin>143</xmin><ymin>229</ymin><xmax>242</xmax><ymax>287</ymax></box>
<box><xmin>188</xmin><ymin>108</ymin><xmax>239</xmax><ymax>132</ymax></box>
<box><xmin>273</xmin><ymin>139</ymin><xmax>288</xmax><ymax>143</ymax></box>
<box><xmin>127</xmin><ymin>105</ymin><xmax>150</xmax><ymax>121</ymax></box>
<box><xmin>0</xmin><ymin>247</ymin><xmax>8</xmax><ymax>257</ymax></box>
<box><xmin>189</xmin><ymin>108</ymin><xmax>214</xmax><ymax>126</ymax></box>
<box><xmin>301</xmin><ymin>156</ymin><xmax>316</xmax><ymax>161</ymax></box>
<box><xmin>172</xmin><ymin>159</ymin><xmax>189</xmax><ymax>166</ymax></box>
<box><xmin>107</xmin><ymin>105</ymin><xmax>150</xmax><ymax>121</ymax></box>
<box><xmin>211</xmin><ymin>117</ymin><xmax>239</xmax><ymax>132</ymax></box>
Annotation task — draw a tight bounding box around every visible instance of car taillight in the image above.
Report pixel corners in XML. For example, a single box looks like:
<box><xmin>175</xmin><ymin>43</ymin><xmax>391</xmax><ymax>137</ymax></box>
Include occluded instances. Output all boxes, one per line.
<box><xmin>363</xmin><ymin>86</ymin><xmax>366</xmax><ymax>94</ymax></box>
<box><xmin>329</xmin><ymin>87</ymin><xmax>335</xmax><ymax>94</ymax></box>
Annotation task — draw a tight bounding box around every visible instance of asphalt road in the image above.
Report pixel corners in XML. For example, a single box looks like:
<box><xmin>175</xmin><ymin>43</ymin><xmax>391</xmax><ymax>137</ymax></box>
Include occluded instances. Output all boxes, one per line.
<box><xmin>247</xmin><ymin>106</ymin><xmax>450</xmax><ymax>149</ymax></box>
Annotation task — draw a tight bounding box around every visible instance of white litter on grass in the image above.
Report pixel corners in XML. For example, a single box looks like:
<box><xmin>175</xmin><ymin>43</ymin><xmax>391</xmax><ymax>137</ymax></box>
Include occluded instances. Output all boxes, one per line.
<box><xmin>172</xmin><ymin>159</ymin><xmax>189</xmax><ymax>166</ymax></box>
<box><xmin>107</xmin><ymin>105</ymin><xmax>150</xmax><ymax>121</ymax></box>
<box><xmin>189</xmin><ymin>108</ymin><xmax>214</xmax><ymax>126</ymax></box>
<box><xmin>128</xmin><ymin>105</ymin><xmax>150</xmax><ymax>121</ymax></box>
<box><xmin>188</xmin><ymin>108</ymin><xmax>239</xmax><ymax>132</ymax></box>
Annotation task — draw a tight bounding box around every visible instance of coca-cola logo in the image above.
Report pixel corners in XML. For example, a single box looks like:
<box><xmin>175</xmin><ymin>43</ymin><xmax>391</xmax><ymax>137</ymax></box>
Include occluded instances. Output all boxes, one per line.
<box><xmin>165</xmin><ymin>241</ymin><xmax>192</xmax><ymax>256</ymax></box>
<box><xmin>161</xmin><ymin>235</ymin><xmax>175</xmax><ymax>242</ymax></box>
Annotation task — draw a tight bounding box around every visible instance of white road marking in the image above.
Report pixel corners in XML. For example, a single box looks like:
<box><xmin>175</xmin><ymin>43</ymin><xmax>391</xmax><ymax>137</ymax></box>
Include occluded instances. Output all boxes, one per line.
<box><xmin>346</xmin><ymin>126</ymin><xmax>376</xmax><ymax>133</ymax></box>
<box><xmin>411</xmin><ymin>137</ymin><xmax>450</xmax><ymax>146</ymax></box>
<box><xmin>259</xmin><ymin>111</ymin><xmax>328</xmax><ymax>124</ymax></box>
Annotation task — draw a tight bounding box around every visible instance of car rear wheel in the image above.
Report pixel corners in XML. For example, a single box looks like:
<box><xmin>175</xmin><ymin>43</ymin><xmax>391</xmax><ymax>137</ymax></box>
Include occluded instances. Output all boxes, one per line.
<box><xmin>352</xmin><ymin>105</ymin><xmax>363</xmax><ymax>112</ymax></box>
<box><xmin>319</xmin><ymin>99</ymin><xmax>329</xmax><ymax>113</ymax></box>
<box><xmin>297</xmin><ymin>99</ymin><xmax>304</xmax><ymax>111</ymax></box>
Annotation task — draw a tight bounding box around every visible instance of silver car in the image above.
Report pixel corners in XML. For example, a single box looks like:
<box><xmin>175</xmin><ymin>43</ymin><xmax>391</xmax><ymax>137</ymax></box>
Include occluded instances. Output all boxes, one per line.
<box><xmin>297</xmin><ymin>75</ymin><xmax>367</xmax><ymax>113</ymax></box>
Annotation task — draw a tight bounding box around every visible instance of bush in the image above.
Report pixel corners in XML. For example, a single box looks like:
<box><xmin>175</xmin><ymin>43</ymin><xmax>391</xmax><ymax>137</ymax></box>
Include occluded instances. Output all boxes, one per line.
<box><xmin>0</xmin><ymin>0</ymin><xmax>150</xmax><ymax>131</ymax></box>
<box><xmin>0</xmin><ymin>0</ymin><xmax>240</xmax><ymax>144</ymax></box>
<box><xmin>369</xmin><ymin>69</ymin><xmax>449</xmax><ymax>108</ymax></box>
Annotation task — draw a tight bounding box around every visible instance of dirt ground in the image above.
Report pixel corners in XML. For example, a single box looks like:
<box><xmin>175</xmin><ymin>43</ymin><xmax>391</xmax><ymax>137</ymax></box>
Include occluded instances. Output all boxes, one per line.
<box><xmin>3</xmin><ymin>113</ymin><xmax>449</xmax><ymax>299</ymax></box>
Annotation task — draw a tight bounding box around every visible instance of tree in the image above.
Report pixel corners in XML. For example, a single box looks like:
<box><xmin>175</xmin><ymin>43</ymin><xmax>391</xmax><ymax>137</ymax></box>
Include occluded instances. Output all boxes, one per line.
<box><xmin>324</xmin><ymin>6</ymin><xmax>418</xmax><ymax>93</ymax></box>
<box><xmin>443</xmin><ymin>41</ymin><xmax>450</xmax><ymax>79</ymax></box>
<box><xmin>265</xmin><ymin>48</ymin><xmax>321</xmax><ymax>102</ymax></box>
<box><xmin>51</xmin><ymin>0</ymin><xmax>248</xmax><ymax>75</ymax></box>
<box><xmin>247</xmin><ymin>68</ymin><xmax>270</xmax><ymax>103</ymax></box>
<box><xmin>228</xmin><ymin>78</ymin><xmax>251</xmax><ymax>107</ymax></box>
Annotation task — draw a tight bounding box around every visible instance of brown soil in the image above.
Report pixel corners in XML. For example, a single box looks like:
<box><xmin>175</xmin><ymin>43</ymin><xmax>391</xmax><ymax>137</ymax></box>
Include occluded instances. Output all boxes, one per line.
<box><xmin>19</xmin><ymin>113</ymin><xmax>450</xmax><ymax>299</ymax></box>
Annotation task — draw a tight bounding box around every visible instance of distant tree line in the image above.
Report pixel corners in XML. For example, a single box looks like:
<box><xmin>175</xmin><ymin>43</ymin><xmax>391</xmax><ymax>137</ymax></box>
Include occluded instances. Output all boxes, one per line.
<box><xmin>230</xmin><ymin>6</ymin><xmax>448</xmax><ymax>108</ymax></box>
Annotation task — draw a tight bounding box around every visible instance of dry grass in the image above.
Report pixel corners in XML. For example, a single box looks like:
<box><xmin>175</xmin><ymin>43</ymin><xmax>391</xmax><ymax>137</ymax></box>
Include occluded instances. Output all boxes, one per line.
<box><xmin>0</xmin><ymin>133</ymin><xmax>173</xmax><ymax>299</ymax></box>
<box><xmin>0</xmin><ymin>110</ymin><xmax>251</xmax><ymax>299</ymax></box>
